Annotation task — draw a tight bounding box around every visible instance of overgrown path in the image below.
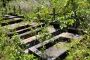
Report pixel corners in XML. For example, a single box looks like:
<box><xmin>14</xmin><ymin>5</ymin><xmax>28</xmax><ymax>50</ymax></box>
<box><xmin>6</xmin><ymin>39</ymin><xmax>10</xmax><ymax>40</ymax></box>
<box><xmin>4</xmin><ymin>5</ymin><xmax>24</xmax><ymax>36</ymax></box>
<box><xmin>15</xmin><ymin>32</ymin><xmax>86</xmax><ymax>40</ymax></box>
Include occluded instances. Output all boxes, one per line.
<box><xmin>1</xmin><ymin>14</ymin><xmax>83</xmax><ymax>60</ymax></box>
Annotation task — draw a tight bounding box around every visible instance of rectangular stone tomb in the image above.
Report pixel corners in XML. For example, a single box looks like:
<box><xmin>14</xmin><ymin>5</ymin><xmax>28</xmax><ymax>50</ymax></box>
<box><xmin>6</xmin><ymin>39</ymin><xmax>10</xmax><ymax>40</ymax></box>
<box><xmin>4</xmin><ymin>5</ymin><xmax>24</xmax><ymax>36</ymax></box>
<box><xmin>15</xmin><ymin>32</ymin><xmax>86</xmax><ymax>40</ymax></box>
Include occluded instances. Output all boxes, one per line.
<box><xmin>7</xmin><ymin>23</ymin><xmax>45</xmax><ymax>37</ymax></box>
<box><xmin>22</xmin><ymin>29</ymin><xmax>60</xmax><ymax>44</ymax></box>
<box><xmin>24</xmin><ymin>32</ymin><xmax>82</xmax><ymax>60</ymax></box>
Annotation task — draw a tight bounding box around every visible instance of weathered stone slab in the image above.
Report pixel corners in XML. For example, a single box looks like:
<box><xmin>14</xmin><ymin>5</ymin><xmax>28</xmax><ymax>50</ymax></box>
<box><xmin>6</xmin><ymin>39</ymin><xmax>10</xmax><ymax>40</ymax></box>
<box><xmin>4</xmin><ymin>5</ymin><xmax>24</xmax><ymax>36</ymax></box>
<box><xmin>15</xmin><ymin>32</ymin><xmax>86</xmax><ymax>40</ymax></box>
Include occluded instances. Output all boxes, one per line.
<box><xmin>3</xmin><ymin>15</ymin><xmax>24</xmax><ymax>19</ymax></box>
<box><xmin>4</xmin><ymin>15</ymin><xmax>16</xmax><ymax>19</ymax></box>
<box><xmin>3</xmin><ymin>22</ymin><xmax>30</xmax><ymax>29</ymax></box>
<box><xmin>1</xmin><ymin>19</ymin><xmax>23</xmax><ymax>26</ymax></box>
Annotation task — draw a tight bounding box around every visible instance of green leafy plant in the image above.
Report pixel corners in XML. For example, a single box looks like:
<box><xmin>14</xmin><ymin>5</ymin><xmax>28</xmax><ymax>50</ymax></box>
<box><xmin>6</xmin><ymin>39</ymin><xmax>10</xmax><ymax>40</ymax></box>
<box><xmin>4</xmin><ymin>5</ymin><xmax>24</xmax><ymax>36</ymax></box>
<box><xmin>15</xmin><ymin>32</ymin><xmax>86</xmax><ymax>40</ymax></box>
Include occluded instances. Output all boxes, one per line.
<box><xmin>0</xmin><ymin>27</ymin><xmax>38</xmax><ymax>60</ymax></box>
